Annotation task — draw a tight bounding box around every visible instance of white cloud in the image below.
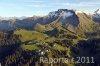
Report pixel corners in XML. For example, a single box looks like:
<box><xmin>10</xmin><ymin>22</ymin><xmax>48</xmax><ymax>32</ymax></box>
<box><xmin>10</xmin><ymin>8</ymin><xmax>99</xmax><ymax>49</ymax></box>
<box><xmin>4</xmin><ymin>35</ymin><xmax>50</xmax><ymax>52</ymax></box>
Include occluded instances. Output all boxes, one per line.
<box><xmin>26</xmin><ymin>4</ymin><xmax>52</xmax><ymax>8</ymax></box>
<box><xmin>80</xmin><ymin>2</ymin><xmax>100</xmax><ymax>5</ymax></box>
<box><xmin>23</xmin><ymin>0</ymin><xmax>45</xmax><ymax>3</ymax></box>
<box><xmin>61</xmin><ymin>1</ymin><xmax>100</xmax><ymax>7</ymax></box>
<box><xmin>27</xmin><ymin>4</ymin><xmax>42</xmax><ymax>7</ymax></box>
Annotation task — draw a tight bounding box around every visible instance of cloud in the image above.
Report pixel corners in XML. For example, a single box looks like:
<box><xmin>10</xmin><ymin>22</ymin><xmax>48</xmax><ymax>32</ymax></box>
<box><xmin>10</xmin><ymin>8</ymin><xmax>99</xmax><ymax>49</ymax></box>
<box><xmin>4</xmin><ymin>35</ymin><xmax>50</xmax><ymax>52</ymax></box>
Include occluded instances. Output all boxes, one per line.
<box><xmin>23</xmin><ymin>0</ymin><xmax>45</xmax><ymax>3</ymax></box>
<box><xmin>61</xmin><ymin>1</ymin><xmax>100</xmax><ymax>7</ymax></box>
<box><xmin>80</xmin><ymin>2</ymin><xmax>100</xmax><ymax>5</ymax></box>
<box><xmin>22</xmin><ymin>0</ymin><xmax>52</xmax><ymax>8</ymax></box>
<box><xmin>27</xmin><ymin>4</ymin><xmax>42</xmax><ymax>7</ymax></box>
<box><xmin>26</xmin><ymin>4</ymin><xmax>52</xmax><ymax>8</ymax></box>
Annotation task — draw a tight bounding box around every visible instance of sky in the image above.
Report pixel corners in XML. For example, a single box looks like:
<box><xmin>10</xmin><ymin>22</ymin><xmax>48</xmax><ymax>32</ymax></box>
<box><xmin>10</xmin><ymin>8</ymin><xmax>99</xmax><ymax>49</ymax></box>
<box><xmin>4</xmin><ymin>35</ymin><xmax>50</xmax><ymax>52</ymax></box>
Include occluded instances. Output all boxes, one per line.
<box><xmin>0</xmin><ymin>0</ymin><xmax>100</xmax><ymax>17</ymax></box>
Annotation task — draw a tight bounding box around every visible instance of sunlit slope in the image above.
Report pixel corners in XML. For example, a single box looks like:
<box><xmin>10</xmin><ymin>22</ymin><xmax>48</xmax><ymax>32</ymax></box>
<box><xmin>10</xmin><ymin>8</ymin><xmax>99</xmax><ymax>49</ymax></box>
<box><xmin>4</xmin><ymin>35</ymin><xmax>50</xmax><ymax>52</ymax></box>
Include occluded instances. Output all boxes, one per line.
<box><xmin>14</xmin><ymin>29</ymin><xmax>48</xmax><ymax>42</ymax></box>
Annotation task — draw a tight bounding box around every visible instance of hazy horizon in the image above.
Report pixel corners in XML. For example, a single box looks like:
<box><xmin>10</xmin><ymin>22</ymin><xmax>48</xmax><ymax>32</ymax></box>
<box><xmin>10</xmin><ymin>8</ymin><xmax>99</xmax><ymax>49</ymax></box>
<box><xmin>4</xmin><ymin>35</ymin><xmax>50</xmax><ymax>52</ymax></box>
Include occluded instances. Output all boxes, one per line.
<box><xmin>0</xmin><ymin>0</ymin><xmax>100</xmax><ymax>17</ymax></box>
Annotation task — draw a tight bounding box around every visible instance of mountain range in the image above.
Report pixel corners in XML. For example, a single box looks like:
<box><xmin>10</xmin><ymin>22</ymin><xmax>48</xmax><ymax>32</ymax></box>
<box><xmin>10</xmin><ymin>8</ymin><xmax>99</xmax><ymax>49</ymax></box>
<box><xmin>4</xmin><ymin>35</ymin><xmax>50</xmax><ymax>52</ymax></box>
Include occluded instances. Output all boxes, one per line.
<box><xmin>0</xmin><ymin>9</ymin><xmax>100</xmax><ymax>33</ymax></box>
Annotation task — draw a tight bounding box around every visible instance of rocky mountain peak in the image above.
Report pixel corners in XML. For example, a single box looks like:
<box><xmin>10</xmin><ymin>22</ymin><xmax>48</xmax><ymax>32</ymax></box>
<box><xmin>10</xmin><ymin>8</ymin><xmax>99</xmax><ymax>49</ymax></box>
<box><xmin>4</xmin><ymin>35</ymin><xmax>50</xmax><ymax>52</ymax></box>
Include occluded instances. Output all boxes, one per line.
<box><xmin>94</xmin><ymin>9</ymin><xmax>100</xmax><ymax>14</ymax></box>
<box><xmin>75</xmin><ymin>10</ymin><xmax>84</xmax><ymax>14</ymax></box>
<box><xmin>48</xmin><ymin>9</ymin><xmax>74</xmax><ymax>18</ymax></box>
<box><xmin>58</xmin><ymin>9</ymin><xmax>68</xmax><ymax>12</ymax></box>
<box><xmin>93</xmin><ymin>9</ymin><xmax>100</xmax><ymax>19</ymax></box>
<box><xmin>92</xmin><ymin>9</ymin><xmax>100</xmax><ymax>24</ymax></box>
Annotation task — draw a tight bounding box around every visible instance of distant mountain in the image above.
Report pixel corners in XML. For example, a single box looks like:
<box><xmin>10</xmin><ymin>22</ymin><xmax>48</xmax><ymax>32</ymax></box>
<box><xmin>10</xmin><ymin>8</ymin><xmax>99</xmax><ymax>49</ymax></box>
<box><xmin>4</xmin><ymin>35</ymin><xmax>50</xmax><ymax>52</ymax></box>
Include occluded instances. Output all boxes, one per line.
<box><xmin>0</xmin><ymin>16</ymin><xmax>27</xmax><ymax>20</ymax></box>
